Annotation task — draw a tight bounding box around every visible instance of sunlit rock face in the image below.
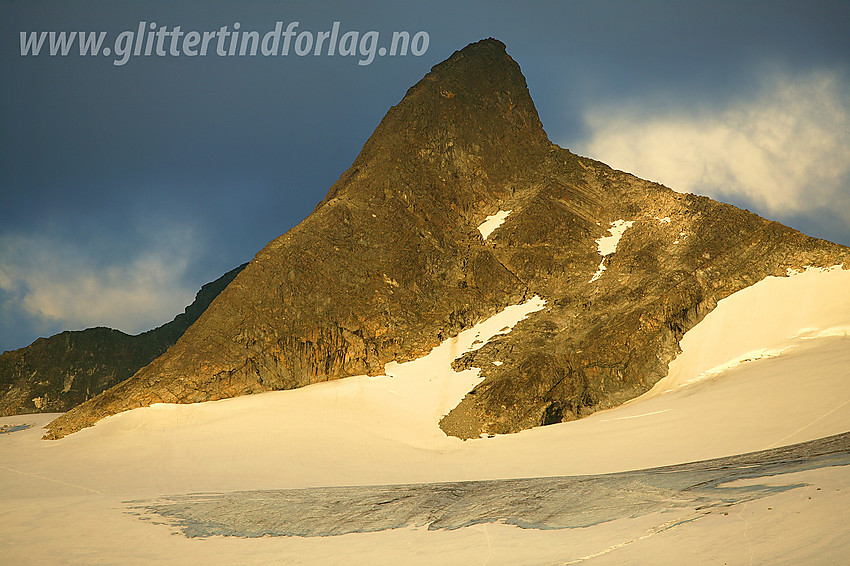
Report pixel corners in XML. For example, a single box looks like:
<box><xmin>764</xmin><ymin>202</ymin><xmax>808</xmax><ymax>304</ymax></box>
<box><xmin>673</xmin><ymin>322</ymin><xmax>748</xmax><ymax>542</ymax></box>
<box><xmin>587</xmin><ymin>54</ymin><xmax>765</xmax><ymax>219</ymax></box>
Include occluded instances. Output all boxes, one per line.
<box><xmin>44</xmin><ymin>38</ymin><xmax>850</xmax><ymax>440</ymax></box>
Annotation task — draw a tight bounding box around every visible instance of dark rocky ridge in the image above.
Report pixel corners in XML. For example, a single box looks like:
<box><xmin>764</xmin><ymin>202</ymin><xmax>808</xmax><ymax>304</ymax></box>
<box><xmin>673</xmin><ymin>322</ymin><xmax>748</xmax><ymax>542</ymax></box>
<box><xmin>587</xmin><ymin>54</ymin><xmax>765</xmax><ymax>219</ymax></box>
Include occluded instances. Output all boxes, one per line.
<box><xmin>44</xmin><ymin>39</ymin><xmax>850</xmax><ymax>440</ymax></box>
<box><xmin>0</xmin><ymin>263</ymin><xmax>245</xmax><ymax>416</ymax></box>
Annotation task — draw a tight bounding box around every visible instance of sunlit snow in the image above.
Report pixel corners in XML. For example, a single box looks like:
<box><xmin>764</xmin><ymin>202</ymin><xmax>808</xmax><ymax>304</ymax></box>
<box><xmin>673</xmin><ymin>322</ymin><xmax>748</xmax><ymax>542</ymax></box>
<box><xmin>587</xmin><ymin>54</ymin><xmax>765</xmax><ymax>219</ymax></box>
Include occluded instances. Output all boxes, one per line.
<box><xmin>2</xmin><ymin>268</ymin><xmax>850</xmax><ymax>565</ymax></box>
<box><xmin>590</xmin><ymin>219</ymin><xmax>634</xmax><ymax>282</ymax></box>
<box><xmin>477</xmin><ymin>210</ymin><xmax>512</xmax><ymax>240</ymax></box>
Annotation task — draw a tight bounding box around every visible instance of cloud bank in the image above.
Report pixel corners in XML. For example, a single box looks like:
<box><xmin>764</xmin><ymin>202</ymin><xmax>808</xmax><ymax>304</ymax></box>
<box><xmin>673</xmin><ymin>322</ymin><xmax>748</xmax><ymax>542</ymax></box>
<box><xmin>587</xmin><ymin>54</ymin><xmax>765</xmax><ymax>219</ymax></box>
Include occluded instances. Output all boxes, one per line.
<box><xmin>0</xmin><ymin>224</ymin><xmax>197</xmax><ymax>340</ymax></box>
<box><xmin>572</xmin><ymin>69</ymin><xmax>850</xmax><ymax>221</ymax></box>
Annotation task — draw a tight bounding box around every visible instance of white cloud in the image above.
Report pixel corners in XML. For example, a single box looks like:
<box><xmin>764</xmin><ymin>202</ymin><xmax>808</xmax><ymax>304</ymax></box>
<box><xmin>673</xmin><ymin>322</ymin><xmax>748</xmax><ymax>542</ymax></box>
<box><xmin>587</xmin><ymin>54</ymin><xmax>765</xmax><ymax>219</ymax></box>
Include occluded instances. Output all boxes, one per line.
<box><xmin>572</xmin><ymin>69</ymin><xmax>850</xmax><ymax>219</ymax></box>
<box><xmin>0</xmin><ymin>225</ymin><xmax>197</xmax><ymax>335</ymax></box>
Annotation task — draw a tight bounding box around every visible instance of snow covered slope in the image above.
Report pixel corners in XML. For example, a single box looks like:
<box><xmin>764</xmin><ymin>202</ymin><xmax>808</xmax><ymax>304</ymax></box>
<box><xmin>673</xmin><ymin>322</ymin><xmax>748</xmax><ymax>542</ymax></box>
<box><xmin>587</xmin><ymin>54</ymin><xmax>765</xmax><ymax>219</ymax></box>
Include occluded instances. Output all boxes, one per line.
<box><xmin>644</xmin><ymin>265</ymin><xmax>850</xmax><ymax>397</ymax></box>
<box><xmin>2</xmin><ymin>268</ymin><xmax>849</xmax><ymax>564</ymax></box>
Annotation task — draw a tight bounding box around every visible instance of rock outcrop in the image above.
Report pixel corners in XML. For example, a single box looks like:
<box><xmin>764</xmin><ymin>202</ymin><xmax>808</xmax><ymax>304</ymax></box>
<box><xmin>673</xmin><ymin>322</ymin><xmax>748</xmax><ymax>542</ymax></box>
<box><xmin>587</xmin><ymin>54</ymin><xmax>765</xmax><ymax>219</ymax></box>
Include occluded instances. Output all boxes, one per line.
<box><xmin>44</xmin><ymin>39</ymin><xmax>850</xmax><ymax>440</ymax></box>
<box><xmin>0</xmin><ymin>264</ymin><xmax>245</xmax><ymax>416</ymax></box>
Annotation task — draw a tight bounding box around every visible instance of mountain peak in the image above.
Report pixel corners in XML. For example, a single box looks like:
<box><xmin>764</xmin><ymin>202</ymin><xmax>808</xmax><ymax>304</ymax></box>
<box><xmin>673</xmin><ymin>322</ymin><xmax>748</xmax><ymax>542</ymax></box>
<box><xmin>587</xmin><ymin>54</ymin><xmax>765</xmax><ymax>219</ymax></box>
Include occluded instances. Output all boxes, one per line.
<box><xmin>420</xmin><ymin>37</ymin><xmax>547</xmax><ymax>142</ymax></box>
<box><xmin>43</xmin><ymin>40</ymin><xmax>850</xmax><ymax>440</ymax></box>
<box><xmin>322</xmin><ymin>38</ymin><xmax>549</xmax><ymax>217</ymax></box>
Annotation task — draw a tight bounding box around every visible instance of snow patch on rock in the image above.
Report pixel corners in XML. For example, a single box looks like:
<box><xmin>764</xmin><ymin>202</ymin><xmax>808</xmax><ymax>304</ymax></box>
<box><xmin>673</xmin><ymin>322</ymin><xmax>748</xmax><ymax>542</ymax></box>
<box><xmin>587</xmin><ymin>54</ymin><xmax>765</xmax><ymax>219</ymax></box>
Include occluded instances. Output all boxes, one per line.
<box><xmin>478</xmin><ymin>210</ymin><xmax>512</xmax><ymax>240</ymax></box>
<box><xmin>590</xmin><ymin>219</ymin><xmax>634</xmax><ymax>282</ymax></box>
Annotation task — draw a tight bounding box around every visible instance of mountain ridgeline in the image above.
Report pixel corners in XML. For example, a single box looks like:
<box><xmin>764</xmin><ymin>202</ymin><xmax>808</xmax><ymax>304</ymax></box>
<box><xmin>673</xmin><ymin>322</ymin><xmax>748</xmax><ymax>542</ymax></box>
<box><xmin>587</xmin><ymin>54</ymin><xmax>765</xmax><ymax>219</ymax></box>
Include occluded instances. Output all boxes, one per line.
<box><xmin>44</xmin><ymin>39</ymin><xmax>850</xmax><ymax>440</ymax></box>
<box><xmin>0</xmin><ymin>264</ymin><xmax>246</xmax><ymax>416</ymax></box>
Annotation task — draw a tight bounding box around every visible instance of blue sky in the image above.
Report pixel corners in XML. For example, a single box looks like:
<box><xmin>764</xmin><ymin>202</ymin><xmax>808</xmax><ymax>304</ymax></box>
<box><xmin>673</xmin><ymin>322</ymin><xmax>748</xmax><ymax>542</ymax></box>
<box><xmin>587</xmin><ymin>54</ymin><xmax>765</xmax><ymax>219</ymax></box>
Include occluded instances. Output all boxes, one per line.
<box><xmin>1</xmin><ymin>1</ymin><xmax>848</xmax><ymax>352</ymax></box>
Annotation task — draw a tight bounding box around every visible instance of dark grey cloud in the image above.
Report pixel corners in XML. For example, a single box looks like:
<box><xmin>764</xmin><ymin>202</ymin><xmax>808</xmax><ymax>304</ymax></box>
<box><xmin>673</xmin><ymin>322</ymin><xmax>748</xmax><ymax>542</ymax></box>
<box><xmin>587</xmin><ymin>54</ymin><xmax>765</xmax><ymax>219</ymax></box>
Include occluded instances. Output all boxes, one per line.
<box><xmin>2</xmin><ymin>1</ymin><xmax>848</xmax><ymax>352</ymax></box>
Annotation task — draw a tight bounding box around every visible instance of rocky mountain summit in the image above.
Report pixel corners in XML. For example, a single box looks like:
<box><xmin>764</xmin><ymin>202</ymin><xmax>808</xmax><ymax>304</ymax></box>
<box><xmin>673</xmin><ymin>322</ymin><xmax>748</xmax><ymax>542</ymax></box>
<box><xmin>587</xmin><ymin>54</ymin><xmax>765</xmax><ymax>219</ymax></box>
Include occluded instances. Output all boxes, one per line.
<box><xmin>0</xmin><ymin>264</ymin><xmax>245</xmax><ymax>416</ymax></box>
<box><xmin>44</xmin><ymin>39</ymin><xmax>850</xmax><ymax>440</ymax></box>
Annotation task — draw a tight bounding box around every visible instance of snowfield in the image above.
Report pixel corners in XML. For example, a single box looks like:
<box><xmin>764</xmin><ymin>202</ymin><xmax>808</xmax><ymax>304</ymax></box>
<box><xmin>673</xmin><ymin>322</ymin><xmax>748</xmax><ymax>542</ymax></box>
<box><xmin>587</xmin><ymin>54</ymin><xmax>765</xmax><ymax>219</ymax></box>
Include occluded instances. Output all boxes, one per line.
<box><xmin>2</xmin><ymin>268</ymin><xmax>849</xmax><ymax>564</ymax></box>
